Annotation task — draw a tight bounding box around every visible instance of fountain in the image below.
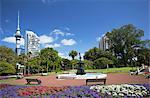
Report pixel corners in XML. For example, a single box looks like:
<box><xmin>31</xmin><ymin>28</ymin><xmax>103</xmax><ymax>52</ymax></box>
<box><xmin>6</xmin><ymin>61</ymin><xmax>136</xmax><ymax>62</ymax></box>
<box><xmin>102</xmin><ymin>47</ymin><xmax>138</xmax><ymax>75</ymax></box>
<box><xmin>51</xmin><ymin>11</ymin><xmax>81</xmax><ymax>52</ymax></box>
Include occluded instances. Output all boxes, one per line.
<box><xmin>57</xmin><ymin>53</ymin><xmax>107</xmax><ymax>80</ymax></box>
<box><xmin>76</xmin><ymin>53</ymin><xmax>86</xmax><ymax>75</ymax></box>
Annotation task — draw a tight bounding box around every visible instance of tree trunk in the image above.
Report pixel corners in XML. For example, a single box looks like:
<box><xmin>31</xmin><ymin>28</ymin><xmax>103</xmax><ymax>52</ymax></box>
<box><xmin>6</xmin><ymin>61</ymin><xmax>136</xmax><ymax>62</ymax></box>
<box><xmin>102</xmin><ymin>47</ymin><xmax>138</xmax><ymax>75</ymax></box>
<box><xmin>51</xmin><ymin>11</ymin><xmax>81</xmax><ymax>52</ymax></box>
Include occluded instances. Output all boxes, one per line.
<box><xmin>107</xmin><ymin>64</ymin><xmax>109</xmax><ymax>68</ymax></box>
<box><xmin>28</xmin><ymin>66</ymin><xmax>29</xmax><ymax>75</ymax></box>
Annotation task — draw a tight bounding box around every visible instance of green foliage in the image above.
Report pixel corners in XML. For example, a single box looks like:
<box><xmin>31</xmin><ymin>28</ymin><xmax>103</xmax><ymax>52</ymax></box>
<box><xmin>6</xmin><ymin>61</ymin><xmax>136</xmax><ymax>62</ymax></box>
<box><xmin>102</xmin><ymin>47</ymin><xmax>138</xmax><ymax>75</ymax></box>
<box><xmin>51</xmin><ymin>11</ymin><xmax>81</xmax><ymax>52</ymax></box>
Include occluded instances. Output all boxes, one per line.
<box><xmin>69</xmin><ymin>50</ymin><xmax>78</xmax><ymax>60</ymax></box>
<box><xmin>0</xmin><ymin>24</ymin><xmax>148</xmax><ymax>74</ymax></box>
<box><xmin>137</xmin><ymin>48</ymin><xmax>150</xmax><ymax>66</ymax></box>
<box><xmin>27</xmin><ymin>57</ymin><xmax>41</xmax><ymax>73</ymax></box>
<box><xmin>40</xmin><ymin>48</ymin><xmax>60</xmax><ymax>72</ymax></box>
<box><xmin>0</xmin><ymin>61</ymin><xmax>16</xmax><ymax>75</ymax></box>
<box><xmin>84</xmin><ymin>47</ymin><xmax>102</xmax><ymax>61</ymax></box>
<box><xmin>70</xmin><ymin>59</ymin><xmax>78</xmax><ymax>69</ymax></box>
<box><xmin>94</xmin><ymin>57</ymin><xmax>113</xmax><ymax>69</ymax></box>
<box><xmin>107</xmin><ymin>24</ymin><xmax>144</xmax><ymax>66</ymax></box>
<box><xmin>84</xmin><ymin>47</ymin><xmax>116</xmax><ymax>68</ymax></box>
<box><xmin>83</xmin><ymin>60</ymin><xmax>94</xmax><ymax>69</ymax></box>
<box><xmin>54</xmin><ymin>57</ymin><xmax>62</xmax><ymax>72</ymax></box>
<box><xmin>0</xmin><ymin>46</ymin><xmax>17</xmax><ymax>65</ymax></box>
<box><xmin>17</xmin><ymin>54</ymin><xmax>27</xmax><ymax>65</ymax></box>
<box><xmin>142</xmin><ymin>40</ymin><xmax>150</xmax><ymax>49</ymax></box>
<box><xmin>62</xmin><ymin>58</ymin><xmax>71</xmax><ymax>70</ymax></box>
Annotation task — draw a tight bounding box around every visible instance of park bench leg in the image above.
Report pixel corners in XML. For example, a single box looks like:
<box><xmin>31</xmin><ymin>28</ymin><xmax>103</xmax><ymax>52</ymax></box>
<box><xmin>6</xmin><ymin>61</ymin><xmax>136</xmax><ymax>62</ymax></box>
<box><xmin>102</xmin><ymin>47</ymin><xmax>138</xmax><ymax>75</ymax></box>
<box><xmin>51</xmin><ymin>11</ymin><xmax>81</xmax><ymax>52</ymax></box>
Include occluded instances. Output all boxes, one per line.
<box><xmin>27</xmin><ymin>81</ymin><xmax>30</xmax><ymax>84</ymax></box>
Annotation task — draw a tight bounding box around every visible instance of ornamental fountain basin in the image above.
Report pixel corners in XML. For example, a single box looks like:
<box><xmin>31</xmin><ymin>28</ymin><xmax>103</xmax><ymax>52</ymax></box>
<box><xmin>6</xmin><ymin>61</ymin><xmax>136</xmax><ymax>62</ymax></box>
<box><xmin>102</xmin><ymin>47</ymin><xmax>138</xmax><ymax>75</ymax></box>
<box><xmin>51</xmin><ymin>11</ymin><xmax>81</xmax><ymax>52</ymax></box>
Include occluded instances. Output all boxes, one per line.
<box><xmin>57</xmin><ymin>73</ymin><xmax>107</xmax><ymax>79</ymax></box>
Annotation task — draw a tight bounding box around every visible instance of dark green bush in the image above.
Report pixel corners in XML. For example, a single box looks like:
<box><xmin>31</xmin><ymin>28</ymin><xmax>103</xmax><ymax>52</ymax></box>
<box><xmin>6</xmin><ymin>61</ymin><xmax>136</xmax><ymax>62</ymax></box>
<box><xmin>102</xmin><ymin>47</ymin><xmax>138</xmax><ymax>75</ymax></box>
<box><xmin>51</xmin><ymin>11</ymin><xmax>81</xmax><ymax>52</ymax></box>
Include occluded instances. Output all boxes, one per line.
<box><xmin>94</xmin><ymin>57</ymin><xmax>113</xmax><ymax>69</ymax></box>
<box><xmin>0</xmin><ymin>61</ymin><xmax>16</xmax><ymax>75</ymax></box>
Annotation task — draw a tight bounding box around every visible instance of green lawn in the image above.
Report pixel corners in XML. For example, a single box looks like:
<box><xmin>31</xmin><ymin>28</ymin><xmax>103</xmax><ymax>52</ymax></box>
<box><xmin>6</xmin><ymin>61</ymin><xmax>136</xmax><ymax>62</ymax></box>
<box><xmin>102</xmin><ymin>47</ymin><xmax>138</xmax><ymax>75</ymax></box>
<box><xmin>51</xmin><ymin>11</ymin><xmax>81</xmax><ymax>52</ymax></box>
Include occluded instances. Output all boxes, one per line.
<box><xmin>85</xmin><ymin>67</ymin><xmax>136</xmax><ymax>73</ymax></box>
<box><xmin>59</xmin><ymin>67</ymin><xmax>136</xmax><ymax>74</ymax></box>
<box><xmin>0</xmin><ymin>78</ymin><xmax>16</xmax><ymax>84</ymax></box>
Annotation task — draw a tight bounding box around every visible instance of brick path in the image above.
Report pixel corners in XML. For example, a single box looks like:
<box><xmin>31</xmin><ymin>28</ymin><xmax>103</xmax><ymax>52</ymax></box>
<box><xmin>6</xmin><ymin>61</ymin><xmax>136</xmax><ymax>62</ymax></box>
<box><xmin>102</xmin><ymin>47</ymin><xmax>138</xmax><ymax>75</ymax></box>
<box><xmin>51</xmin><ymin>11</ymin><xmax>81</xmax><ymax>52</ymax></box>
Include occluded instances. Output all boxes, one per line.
<box><xmin>9</xmin><ymin>73</ymin><xmax>149</xmax><ymax>86</ymax></box>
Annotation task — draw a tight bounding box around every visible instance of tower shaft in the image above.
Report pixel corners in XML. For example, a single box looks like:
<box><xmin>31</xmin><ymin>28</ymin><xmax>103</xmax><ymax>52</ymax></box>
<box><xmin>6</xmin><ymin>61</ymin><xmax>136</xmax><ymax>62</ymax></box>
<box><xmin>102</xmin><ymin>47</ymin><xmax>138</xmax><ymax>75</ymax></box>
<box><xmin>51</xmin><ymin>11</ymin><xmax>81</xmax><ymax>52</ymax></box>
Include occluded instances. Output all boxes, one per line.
<box><xmin>15</xmin><ymin>11</ymin><xmax>21</xmax><ymax>55</ymax></box>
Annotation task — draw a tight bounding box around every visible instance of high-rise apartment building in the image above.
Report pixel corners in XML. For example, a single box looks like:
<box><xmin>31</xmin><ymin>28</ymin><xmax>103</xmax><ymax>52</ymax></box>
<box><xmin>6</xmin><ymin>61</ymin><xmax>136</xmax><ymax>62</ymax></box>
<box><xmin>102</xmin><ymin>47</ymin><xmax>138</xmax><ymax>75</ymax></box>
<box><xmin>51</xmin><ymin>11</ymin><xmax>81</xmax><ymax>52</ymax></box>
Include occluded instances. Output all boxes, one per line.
<box><xmin>25</xmin><ymin>31</ymin><xmax>40</xmax><ymax>57</ymax></box>
<box><xmin>99</xmin><ymin>34</ymin><xmax>109</xmax><ymax>51</ymax></box>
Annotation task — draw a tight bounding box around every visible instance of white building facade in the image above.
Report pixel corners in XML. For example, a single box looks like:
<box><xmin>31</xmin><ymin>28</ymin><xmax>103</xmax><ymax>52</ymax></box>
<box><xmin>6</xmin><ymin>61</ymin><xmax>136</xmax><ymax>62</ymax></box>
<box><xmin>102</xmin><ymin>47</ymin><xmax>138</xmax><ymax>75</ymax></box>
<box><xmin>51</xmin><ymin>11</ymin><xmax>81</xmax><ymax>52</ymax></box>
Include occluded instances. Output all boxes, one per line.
<box><xmin>99</xmin><ymin>34</ymin><xmax>109</xmax><ymax>51</ymax></box>
<box><xmin>25</xmin><ymin>31</ymin><xmax>40</xmax><ymax>57</ymax></box>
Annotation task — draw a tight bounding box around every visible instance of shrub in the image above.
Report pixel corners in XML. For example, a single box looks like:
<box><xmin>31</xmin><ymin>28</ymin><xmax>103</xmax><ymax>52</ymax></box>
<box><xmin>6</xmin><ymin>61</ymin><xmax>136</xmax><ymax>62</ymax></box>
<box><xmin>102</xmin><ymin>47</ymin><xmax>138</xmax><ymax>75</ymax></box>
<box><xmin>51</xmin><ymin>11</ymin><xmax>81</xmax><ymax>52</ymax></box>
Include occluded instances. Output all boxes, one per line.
<box><xmin>0</xmin><ymin>61</ymin><xmax>16</xmax><ymax>75</ymax></box>
<box><xmin>94</xmin><ymin>57</ymin><xmax>113</xmax><ymax>69</ymax></box>
<box><xmin>62</xmin><ymin>58</ymin><xmax>71</xmax><ymax>70</ymax></box>
<box><xmin>83</xmin><ymin>60</ymin><xmax>94</xmax><ymax>69</ymax></box>
<box><xmin>70</xmin><ymin>59</ymin><xmax>78</xmax><ymax>69</ymax></box>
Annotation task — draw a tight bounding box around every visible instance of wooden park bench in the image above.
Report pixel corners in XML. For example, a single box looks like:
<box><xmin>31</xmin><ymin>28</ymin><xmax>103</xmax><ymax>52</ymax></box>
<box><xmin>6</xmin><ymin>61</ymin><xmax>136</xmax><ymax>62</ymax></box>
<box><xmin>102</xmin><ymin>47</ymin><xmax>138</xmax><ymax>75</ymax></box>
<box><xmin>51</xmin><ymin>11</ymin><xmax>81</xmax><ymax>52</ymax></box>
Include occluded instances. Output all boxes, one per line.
<box><xmin>144</xmin><ymin>72</ymin><xmax>150</xmax><ymax>79</ymax></box>
<box><xmin>86</xmin><ymin>78</ymin><xmax>106</xmax><ymax>85</ymax></box>
<box><xmin>26</xmin><ymin>78</ymin><xmax>41</xmax><ymax>85</ymax></box>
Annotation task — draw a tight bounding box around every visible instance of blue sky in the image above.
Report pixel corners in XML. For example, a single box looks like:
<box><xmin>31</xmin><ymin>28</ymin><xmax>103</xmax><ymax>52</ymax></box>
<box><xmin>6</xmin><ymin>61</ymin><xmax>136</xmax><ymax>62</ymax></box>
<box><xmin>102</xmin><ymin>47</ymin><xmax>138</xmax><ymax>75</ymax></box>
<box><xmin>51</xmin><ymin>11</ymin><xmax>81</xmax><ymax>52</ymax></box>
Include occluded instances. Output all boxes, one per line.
<box><xmin>0</xmin><ymin>0</ymin><xmax>149</xmax><ymax>59</ymax></box>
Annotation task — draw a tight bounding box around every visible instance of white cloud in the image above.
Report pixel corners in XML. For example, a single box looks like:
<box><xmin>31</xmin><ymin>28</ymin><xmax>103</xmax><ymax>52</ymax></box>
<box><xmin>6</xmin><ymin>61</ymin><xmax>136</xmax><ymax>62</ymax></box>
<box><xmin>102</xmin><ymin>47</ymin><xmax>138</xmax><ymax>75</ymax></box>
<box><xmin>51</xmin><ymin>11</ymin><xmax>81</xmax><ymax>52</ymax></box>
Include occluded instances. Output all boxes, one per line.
<box><xmin>96</xmin><ymin>37</ymin><xmax>101</xmax><ymax>41</ymax></box>
<box><xmin>39</xmin><ymin>35</ymin><xmax>54</xmax><ymax>44</ymax></box>
<box><xmin>58</xmin><ymin>52</ymin><xmax>71</xmax><ymax>60</ymax></box>
<box><xmin>58</xmin><ymin>52</ymin><xmax>65</xmax><ymax>58</ymax></box>
<box><xmin>52</xmin><ymin>29</ymin><xmax>65</xmax><ymax>36</ymax></box>
<box><xmin>66</xmin><ymin>32</ymin><xmax>74</xmax><ymax>36</ymax></box>
<box><xmin>58</xmin><ymin>52</ymin><xmax>84</xmax><ymax>60</ymax></box>
<box><xmin>96</xmin><ymin>34</ymin><xmax>105</xmax><ymax>41</ymax></box>
<box><xmin>2</xmin><ymin>36</ymin><xmax>24</xmax><ymax>45</ymax></box>
<box><xmin>61</xmin><ymin>39</ymin><xmax>76</xmax><ymax>46</ymax></box>
<box><xmin>51</xmin><ymin>29</ymin><xmax>74</xmax><ymax>36</ymax></box>
<box><xmin>45</xmin><ymin>43</ymin><xmax>60</xmax><ymax>48</ymax></box>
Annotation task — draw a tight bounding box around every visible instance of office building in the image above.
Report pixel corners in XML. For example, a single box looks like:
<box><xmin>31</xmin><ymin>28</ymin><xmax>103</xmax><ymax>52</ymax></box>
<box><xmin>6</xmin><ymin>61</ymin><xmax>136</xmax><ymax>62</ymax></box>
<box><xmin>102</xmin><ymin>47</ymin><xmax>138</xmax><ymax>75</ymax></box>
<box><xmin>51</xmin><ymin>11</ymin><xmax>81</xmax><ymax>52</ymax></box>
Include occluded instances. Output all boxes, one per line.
<box><xmin>99</xmin><ymin>34</ymin><xmax>109</xmax><ymax>51</ymax></box>
<box><xmin>25</xmin><ymin>31</ymin><xmax>40</xmax><ymax>57</ymax></box>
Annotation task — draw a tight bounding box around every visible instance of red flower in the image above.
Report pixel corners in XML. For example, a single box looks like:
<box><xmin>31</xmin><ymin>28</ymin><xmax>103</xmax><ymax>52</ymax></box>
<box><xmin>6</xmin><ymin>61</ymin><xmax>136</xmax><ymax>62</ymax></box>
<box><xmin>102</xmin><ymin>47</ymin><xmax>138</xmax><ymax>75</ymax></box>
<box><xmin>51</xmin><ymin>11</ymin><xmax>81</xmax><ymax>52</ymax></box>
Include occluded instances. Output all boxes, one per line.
<box><xmin>17</xmin><ymin>86</ymin><xmax>68</xmax><ymax>97</ymax></box>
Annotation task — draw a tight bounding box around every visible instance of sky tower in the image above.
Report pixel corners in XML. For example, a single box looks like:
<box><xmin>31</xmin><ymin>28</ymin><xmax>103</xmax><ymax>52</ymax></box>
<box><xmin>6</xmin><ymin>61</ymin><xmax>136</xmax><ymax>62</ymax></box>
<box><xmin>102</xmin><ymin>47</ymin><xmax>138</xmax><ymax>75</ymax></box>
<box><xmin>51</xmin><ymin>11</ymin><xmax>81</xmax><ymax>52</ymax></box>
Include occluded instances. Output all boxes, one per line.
<box><xmin>15</xmin><ymin>11</ymin><xmax>21</xmax><ymax>55</ymax></box>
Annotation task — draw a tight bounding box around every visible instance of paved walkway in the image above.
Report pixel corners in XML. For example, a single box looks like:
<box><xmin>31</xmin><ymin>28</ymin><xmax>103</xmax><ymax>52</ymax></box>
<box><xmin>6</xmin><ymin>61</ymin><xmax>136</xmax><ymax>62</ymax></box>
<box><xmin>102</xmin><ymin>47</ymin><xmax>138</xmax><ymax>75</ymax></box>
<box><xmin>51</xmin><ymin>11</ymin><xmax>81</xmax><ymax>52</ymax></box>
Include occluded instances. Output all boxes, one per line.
<box><xmin>7</xmin><ymin>73</ymin><xmax>150</xmax><ymax>86</ymax></box>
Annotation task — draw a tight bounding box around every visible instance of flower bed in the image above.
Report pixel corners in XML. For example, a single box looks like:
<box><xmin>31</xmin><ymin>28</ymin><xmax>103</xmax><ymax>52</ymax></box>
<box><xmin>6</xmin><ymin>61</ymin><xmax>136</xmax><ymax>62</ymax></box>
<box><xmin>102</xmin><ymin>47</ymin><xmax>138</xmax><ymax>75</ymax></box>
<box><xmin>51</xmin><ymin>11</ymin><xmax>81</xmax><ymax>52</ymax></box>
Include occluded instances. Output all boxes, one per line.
<box><xmin>0</xmin><ymin>84</ymin><xmax>11</xmax><ymax>89</ymax></box>
<box><xmin>17</xmin><ymin>86</ymin><xmax>68</xmax><ymax>97</ymax></box>
<box><xmin>0</xmin><ymin>84</ymin><xmax>149</xmax><ymax>97</ymax></box>
<box><xmin>90</xmin><ymin>84</ymin><xmax>150</xmax><ymax>97</ymax></box>
<box><xmin>54</xmin><ymin>86</ymin><xmax>100</xmax><ymax>97</ymax></box>
<box><xmin>0</xmin><ymin>85</ymin><xmax>27</xmax><ymax>98</ymax></box>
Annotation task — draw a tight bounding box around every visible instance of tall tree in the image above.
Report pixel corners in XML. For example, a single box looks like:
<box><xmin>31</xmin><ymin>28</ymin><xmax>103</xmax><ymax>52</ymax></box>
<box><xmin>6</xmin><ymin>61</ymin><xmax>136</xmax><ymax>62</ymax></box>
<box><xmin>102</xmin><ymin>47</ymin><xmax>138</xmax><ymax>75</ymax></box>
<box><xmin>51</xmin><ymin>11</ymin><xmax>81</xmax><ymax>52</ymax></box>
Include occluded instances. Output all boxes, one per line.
<box><xmin>107</xmin><ymin>24</ymin><xmax>144</xmax><ymax>66</ymax></box>
<box><xmin>0</xmin><ymin>46</ymin><xmax>17</xmax><ymax>65</ymax></box>
<box><xmin>62</xmin><ymin>58</ymin><xmax>71</xmax><ymax>70</ymax></box>
<box><xmin>40</xmin><ymin>48</ymin><xmax>59</xmax><ymax>72</ymax></box>
<box><xmin>137</xmin><ymin>48</ymin><xmax>150</xmax><ymax>66</ymax></box>
<box><xmin>0</xmin><ymin>46</ymin><xmax>17</xmax><ymax>75</ymax></box>
<box><xmin>69</xmin><ymin>50</ymin><xmax>78</xmax><ymax>60</ymax></box>
<box><xmin>0</xmin><ymin>62</ymin><xmax>16</xmax><ymax>75</ymax></box>
<box><xmin>84</xmin><ymin>47</ymin><xmax>102</xmax><ymax>61</ymax></box>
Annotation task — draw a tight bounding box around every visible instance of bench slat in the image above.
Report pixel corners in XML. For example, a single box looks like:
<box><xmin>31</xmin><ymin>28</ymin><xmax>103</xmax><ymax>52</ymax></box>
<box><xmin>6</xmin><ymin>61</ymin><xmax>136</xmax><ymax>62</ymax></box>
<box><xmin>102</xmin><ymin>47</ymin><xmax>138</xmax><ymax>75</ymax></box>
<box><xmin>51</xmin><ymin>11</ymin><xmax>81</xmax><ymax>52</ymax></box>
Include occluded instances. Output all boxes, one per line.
<box><xmin>26</xmin><ymin>78</ymin><xmax>41</xmax><ymax>85</ymax></box>
<box><xmin>86</xmin><ymin>78</ymin><xmax>106</xmax><ymax>85</ymax></box>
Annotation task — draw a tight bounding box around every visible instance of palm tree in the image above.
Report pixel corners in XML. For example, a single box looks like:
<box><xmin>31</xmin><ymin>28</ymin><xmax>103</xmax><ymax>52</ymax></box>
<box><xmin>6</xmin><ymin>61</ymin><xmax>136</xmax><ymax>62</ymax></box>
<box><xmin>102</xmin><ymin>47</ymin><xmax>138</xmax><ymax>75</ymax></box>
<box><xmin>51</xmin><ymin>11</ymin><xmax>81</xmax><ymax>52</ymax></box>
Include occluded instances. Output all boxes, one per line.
<box><xmin>69</xmin><ymin>50</ymin><xmax>78</xmax><ymax>60</ymax></box>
